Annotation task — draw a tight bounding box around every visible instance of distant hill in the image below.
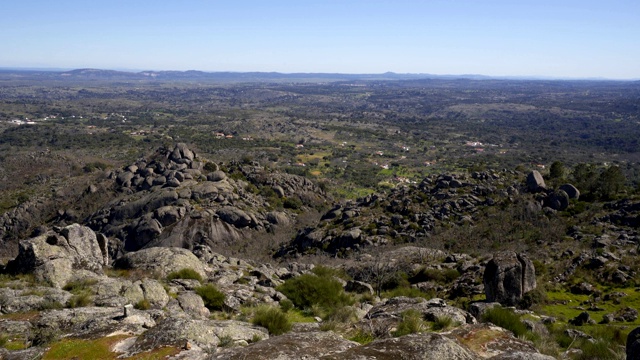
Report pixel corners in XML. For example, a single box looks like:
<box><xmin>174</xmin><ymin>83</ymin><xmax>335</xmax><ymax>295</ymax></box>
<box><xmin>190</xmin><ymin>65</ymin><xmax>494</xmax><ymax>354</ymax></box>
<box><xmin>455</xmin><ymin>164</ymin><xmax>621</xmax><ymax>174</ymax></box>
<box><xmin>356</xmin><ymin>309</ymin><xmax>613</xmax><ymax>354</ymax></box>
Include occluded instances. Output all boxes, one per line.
<box><xmin>0</xmin><ymin>68</ymin><xmax>524</xmax><ymax>83</ymax></box>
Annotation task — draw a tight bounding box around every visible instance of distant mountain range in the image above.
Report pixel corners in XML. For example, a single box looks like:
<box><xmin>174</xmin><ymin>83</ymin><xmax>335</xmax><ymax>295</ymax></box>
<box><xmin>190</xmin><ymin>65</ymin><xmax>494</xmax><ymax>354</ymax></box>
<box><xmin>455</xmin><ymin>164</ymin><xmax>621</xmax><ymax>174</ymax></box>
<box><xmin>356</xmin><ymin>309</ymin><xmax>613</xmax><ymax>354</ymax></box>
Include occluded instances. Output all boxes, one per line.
<box><xmin>0</xmin><ymin>68</ymin><xmax>636</xmax><ymax>82</ymax></box>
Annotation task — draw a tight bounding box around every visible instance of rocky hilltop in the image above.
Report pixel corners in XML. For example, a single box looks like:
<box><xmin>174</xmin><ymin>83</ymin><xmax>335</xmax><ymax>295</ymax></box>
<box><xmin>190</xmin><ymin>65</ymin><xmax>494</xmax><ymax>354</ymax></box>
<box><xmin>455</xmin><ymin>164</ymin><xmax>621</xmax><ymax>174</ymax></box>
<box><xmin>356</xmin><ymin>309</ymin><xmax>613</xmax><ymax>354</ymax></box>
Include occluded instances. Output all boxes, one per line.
<box><xmin>0</xmin><ymin>144</ymin><xmax>639</xmax><ymax>359</ymax></box>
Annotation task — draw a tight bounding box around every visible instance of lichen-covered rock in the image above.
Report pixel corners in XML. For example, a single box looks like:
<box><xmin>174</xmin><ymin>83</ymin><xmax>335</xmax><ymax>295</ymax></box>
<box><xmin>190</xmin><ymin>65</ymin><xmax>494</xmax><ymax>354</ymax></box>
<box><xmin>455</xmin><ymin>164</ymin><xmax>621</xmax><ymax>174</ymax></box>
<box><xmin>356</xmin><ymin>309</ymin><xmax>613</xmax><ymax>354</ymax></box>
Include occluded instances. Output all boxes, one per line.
<box><xmin>483</xmin><ymin>252</ymin><xmax>536</xmax><ymax>306</ymax></box>
<box><xmin>7</xmin><ymin>224</ymin><xmax>109</xmax><ymax>288</ymax></box>
<box><xmin>322</xmin><ymin>333</ymin><xmax>479</xmax><ymax>360</ymax></box>
<box><xmin>113</xmin><ymin>247</ymin><xmax>207</xmax><ymax>279</ymax></box>
<box><xmin>367</xmin><ymin>297</ymin><xmax>476</xmax><ymax>326</ymax></box>
<box><xmin>210</xmin><ymin>331</ymin><xmax>356</xmax><ymax>360</ymax></box>
<box><xmin>447</xmin><ymin>323</ymin><xmax>550</xmax><ymax>359</ymax></box>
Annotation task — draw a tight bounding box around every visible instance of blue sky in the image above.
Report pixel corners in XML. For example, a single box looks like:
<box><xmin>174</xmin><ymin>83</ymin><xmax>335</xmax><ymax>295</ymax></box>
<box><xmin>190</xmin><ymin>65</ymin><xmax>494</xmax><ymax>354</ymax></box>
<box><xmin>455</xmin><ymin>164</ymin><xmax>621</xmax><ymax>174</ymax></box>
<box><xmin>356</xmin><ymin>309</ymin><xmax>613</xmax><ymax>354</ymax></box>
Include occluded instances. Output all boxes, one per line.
<box><xmin>1</xmin><ymin>0</ymin><xmax>638</xmax><ymax>79</ymax></box>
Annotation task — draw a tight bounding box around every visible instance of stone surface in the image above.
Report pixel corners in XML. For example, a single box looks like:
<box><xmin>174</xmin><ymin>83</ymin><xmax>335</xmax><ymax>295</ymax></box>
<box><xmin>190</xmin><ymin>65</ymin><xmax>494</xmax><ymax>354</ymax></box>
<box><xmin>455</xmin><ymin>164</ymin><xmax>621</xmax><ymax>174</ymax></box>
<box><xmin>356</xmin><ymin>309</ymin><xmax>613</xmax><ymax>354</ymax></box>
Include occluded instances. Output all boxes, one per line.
<box><xmin>322</xmin><ymin>333</ymin><xmax>479</xmax><ymax>360</ymax></box>
<box><xmin>526</xmin><ymin>170</ymin><xmax>546</xmax><ymax>192</ymax></box>
<box><xmin>483</xmin><ymin>251</ymin><xmax>536</xmax><ymax>306</ymax></box>
<box><xmin>210</xmin><ymin>331</ymin><xmax>357</xmax><ymax>360</ymax></box>
<box><xmin>7</xmin><ymin>224</ymin><xmax>108</xmax><ymax>288</ymax></box>
<box><xmin>113</xmin><ymin>247</ymin><xmax>207</xmax><ymax>279</ymax></box>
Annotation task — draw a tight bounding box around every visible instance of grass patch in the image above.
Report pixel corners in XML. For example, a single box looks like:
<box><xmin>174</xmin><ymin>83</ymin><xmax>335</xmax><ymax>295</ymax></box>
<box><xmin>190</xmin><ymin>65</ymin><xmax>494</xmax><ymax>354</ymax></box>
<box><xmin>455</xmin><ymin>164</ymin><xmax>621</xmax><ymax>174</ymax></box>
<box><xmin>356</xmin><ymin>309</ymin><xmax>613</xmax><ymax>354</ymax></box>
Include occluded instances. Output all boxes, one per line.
<box><xmin>167</xmin><ymin>268</ymin><xmax>203</xmax><ymax>282</ymax></box>
<box><xmin>251</xmin><ymin>306</ymin><xmax>292</xmax><ymax>335</ymax></box>
<box><xmin>392</xmin><ymin>309</ymin><xmax>426</xmax><ymax>337</ymax></box>
<box><xmin>349</xmin><ymin>330</ymin><xmax>374</xmax><ymax>344</ymax></box>
<box><xmin>42</xmin><ymin>335</ymin><xmax>180</xmax><ymax>360</ymax></box>
<box><xmin>481</xmin><ymin>306</ymin><xmax>529</xmax><ymax>339</ymax></box>
<box><xmin>382</xmin><ymin>287</ymin><xmax>433</xmax><ymax>300</ymax></box>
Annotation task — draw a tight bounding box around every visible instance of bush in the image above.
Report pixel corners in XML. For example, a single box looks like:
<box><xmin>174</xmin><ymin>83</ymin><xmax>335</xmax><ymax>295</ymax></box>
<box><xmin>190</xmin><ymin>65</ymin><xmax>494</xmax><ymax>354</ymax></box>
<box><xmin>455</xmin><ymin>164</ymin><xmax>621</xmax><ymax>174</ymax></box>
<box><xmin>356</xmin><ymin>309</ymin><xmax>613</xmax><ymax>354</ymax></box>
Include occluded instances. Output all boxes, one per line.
<box><xmin>196</xmin><ymin>284</ymin><xmax>226</xmax><ymax>311</ymax></box>
<box><xmin>167</xmin><ymin>268</ymin><xmax>203</xmax><ymax>282</ymax></box>
<box><xmin>481</xmin><ymin>307</ymin><xmax>528</xmax><ymax>338</ymax></box>
<box><xmin>283</xmin><ymin>196</ymin><xmax>303</xmax><ymax>210</ymax></box>
<box><xmin>349</xmin><ymin>330</ymin><xmax>374</xmax><ymax>344</ymax></box>
<box><xmin>279</xmin><ymin>299</ymin><xmax>294</xmax><ymax>313</ymax></box>
<box><xmin>392</xmin><ymin>309</ymin><xmax>425</xmax><ymax>337</ymax></box>
<box><xmin>277</xmin><ymin>273</ymin><xmax>353</xmax><ymax>311</ymax></box>
<box><xmin>519</xmin><ymin>288</ymin><xmax>547</xmax><ymax>309</ymax></box>
<box><xmin>252</xmin><ymin>306</ymin><xmax>291</xmax><ymax>335</ymax></box>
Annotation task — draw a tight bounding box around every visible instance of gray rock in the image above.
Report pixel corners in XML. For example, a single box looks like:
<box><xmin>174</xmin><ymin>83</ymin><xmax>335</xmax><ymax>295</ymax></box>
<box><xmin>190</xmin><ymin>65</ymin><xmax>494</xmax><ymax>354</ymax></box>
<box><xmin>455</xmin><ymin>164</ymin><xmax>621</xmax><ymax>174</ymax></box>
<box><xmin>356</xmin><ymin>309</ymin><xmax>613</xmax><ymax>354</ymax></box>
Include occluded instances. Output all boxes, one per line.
<box><xmin>177</xmin><ymin>292</ymin><xmax>211</xmax><ymax>319</ymax></box>
<box><xmin>483</xmin><ymin>251</ymin><xmax>536</xmax><ymax>306</ymax></box>
<box><xmin>526</xmin><ymin>170</ymin><xmax>546</xmax><ymax>192</ymax></box>
<box><xmin>207</xmin><ymin>170</ymin><xmax>227</xmax><ymax>182</ymax></box>
<box><xmin>113</xmin><ymin>247</ymin><xmax>207</xmax><ymax>279</ymax></box>
<box><xmin>210</xmin><ymin>331</ymin><xmax>357</xmax><ymax>360</ymax></box>
<box><xmin>546</xmin><ymin>190</ymin><xmax>569</xmax><ymax>211</ymax></box>
<box><xmin>7</xmin><ymin>224</ymin><xmax>108</xmax><ymax>288</ymax></box>
<box><xmin>559</xmin><ymin>184</ymin><xmax>580</xmax><ymax>200</ymax></box>
<box><xmin>345</xmin><ymin>280</ymin><xmax>374</xmax><ymax>295</ymax></box>
<box><xmin>217</xmin><ymin>207</ymin><xmax>253</xmax><ymax>228</ymax></box>
<box><xmin>322</xmin><ymin>333</ymin><xmax>479</xmax><ymax>360</ymax></box>
<box><xmin>155</xmin><ymin>206</ymin><xmax>186</xmax><ymax>227</ymax></box>
<box><xmin>266</xmin><ymin>211</ymin><xmax>290</xmax><ymax>226</ymax></box>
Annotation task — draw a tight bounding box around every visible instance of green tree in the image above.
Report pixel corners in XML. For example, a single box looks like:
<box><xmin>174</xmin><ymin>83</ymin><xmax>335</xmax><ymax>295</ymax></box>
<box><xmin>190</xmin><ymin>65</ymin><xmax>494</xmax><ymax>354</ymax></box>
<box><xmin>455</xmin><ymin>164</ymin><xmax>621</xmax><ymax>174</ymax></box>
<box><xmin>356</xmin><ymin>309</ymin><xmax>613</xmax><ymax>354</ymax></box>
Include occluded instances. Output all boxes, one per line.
<box><xmin>549</xmin><ymin>161</ymin><xmax>565</xmax><ymax>180</ymax></box>
<box><xmin>597</xmin><ymin>166</ymin><xmax>626</xmax><ymax>200</ymax></box>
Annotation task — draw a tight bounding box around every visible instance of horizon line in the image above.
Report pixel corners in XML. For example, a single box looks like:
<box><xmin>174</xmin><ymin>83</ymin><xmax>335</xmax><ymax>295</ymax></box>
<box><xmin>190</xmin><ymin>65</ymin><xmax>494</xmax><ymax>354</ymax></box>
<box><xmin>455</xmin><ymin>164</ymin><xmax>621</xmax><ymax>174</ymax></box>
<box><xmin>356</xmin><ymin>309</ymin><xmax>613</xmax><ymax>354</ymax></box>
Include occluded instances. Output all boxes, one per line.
<box><xmin>0</xmin><ymin>66</ymin><xmax>638</xmax><ymax>82</ymax></box>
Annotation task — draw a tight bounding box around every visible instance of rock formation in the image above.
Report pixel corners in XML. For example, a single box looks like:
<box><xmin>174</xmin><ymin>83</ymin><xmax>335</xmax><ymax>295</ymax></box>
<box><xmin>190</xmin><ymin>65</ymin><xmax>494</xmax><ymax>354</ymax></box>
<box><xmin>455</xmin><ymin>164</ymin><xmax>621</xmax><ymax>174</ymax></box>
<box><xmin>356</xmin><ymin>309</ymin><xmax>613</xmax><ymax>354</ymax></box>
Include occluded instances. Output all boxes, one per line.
<box><xmin>483</xmin><ymin>251</ymin><xmax>536</xmax><ymax>306</ymax></box>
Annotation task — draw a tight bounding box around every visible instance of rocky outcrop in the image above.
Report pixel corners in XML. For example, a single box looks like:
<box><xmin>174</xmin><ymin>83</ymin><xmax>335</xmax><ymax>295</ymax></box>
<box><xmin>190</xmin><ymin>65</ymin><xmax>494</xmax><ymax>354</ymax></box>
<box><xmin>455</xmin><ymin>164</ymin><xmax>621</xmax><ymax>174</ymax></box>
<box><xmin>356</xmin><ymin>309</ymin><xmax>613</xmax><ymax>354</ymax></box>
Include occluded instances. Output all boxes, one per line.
<box><xmin>483</xmin><ymin>252</ymin><xmax>536</xmax><ymax>306</ymax></box>
<box><xmin>447</xmin><ymin>323</ymin><xmax>554</xmax><ymax>359</ymax></box>
<box><xmin>368</xmin><ymin>297</ymin><xmax>476</xmax><ymax>325</ymax></box>
<box><xmin>323</xmin><ymin>333</ymin><xmax>479</xmax><ymax>360</ymax></box>
<box><xmin>113</xmin><ymin>247</ymin><xmax>207</xmax><ymax>279</ymax></box>
<box><xmin>7</xmin><ymin>224</ymin><xmax>108</xmax><ymax>288</ymax></box>
<box><xmin>210</xmin><ymin>331</ymin><xmax>357</xmax><ymax>360</ymax></box>
<box><xmin>84</xmin><ymin>144</ymin><xmax>322</xmax><ymax>255</ymax></box>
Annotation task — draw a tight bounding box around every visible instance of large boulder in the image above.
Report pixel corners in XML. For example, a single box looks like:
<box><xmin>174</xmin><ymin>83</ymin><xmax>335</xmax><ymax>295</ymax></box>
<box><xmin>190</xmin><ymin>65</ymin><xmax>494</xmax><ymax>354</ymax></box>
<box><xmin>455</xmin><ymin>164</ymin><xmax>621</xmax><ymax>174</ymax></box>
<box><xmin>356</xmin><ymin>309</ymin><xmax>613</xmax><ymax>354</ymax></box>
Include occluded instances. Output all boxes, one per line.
<box><xmin>545</xmin><ymin>190</ymin><xmax>569</xmax><ymax>211</ymax></box>
<box><xmin>526</xmin><ymin>171</ymin><xmax>546</xmax><ymax>192</ymax></box>
<box><xmin>217</xmin><ymin>207</ymin><xmax>253</xmax><ymax>228</ymax></box>
<box><xmin>559</xmin><ymin>184</ymin><xmax>580</xmax><ymax>200</ymax></box>
<box><xmin>628</xmin><ymin>326</ymin><xmax>640</xmax><ymax>360</ymax></box>
<box><xmin>113</xmin><ymin>247</ymin><xmax>207</xmax><ymax>279</ymax></box>
<box><xmin>483</xmin><ymin>252</ymin><xmax>536</xmax><ymax>306</ymax></box>
<box><xmin>7</xmin><ymin>224</ymin><xmax>109</xmax><ymax>288</ymax></box>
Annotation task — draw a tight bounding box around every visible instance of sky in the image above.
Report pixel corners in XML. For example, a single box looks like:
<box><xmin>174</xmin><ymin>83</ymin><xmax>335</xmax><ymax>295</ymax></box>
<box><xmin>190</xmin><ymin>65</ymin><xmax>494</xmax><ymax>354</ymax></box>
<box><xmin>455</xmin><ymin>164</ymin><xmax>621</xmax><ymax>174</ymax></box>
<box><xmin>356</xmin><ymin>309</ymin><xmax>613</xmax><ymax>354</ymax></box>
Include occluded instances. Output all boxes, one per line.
<box><xmin>1</xmin><ymin>0</ymin><xmax>639</xmax><ymax>79</ymax></box>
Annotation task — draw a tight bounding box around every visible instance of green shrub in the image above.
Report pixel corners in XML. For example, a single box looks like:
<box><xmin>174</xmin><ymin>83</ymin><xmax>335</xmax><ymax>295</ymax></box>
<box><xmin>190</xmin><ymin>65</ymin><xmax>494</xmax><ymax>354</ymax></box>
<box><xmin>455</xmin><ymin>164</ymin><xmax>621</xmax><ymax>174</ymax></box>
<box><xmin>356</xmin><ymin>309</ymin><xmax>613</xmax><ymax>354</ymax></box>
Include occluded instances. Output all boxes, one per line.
<box><xmin>392</xmin><ymin>309</ymin><xmax>425</xmax><ymax>337</ymax></box>
<box><xmin>167</xmin><ymin>268</ymin><xmax>203</xmax><ymax>282</ymax></box>
<box><xmin>349</xmin><ymin>330</ymin><xmax>374</xmax><ymax>344</ymax></box>
<box><xmin>252</xmin><ymin>306</ymin><xmax>292</xmax><ymax>335</ymax></box>
<box><xmin>481</xmin><ymin>307</ymin><xmax>528</xmax><ymax>338</ymax></box>
<box><xmin>279</xmin><ymin>299</ymin><xmax>294</xmax><ymax>313</ymax></box>
<box><xmin>576</xmin><ymin>339</ymin><xmax>621</xmax><ymax>360</ymax></box>
<box><xmin>283</xmin><ymin>196</ymin><xmax>303</xmax><ymax>210</ymax></box>
<box><xmin>410</xmin><ymin>267</ymin><xmax>460</xmax><ymax>284</ymax></box>
<box><xmin>519</xmin><ymin>288</ymin><xmax>547</xmax><ymax>309</ymax></box>
<box><xmin>196</xmin><ymin>284</ymin><xmax>226</xmax><ymax>311</ymax></box>
<box><xmin>277</xmin><ymin>273</ymin><xmax>353</xmax><ymax>311</ymax></box>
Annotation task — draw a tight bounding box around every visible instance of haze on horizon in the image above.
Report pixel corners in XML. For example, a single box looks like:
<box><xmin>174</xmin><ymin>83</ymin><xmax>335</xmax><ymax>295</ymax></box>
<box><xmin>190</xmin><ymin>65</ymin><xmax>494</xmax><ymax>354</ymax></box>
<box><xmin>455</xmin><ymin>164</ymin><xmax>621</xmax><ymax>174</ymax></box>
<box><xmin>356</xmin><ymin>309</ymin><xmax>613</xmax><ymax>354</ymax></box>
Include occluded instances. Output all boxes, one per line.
<box><xmin>1</xmin><ymin>0</ymin><xmax>639</xmax><ymax>80</ymax></box>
